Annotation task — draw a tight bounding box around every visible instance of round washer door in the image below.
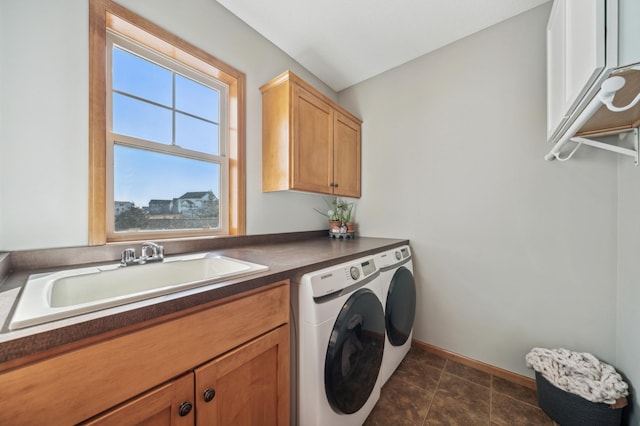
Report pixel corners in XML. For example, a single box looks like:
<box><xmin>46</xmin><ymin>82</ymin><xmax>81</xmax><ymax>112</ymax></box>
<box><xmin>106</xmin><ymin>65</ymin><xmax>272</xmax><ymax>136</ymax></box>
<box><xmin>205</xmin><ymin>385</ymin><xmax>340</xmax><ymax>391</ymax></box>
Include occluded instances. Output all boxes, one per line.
<box><xmin>386</xmin><ymin>266</ymin><xmax>416</xmax><ymax>346</ymax></box>
<box><xmin>324</xmin><ymin>288</ymin><xmax>384</xmax><ymax>414</ymax></box>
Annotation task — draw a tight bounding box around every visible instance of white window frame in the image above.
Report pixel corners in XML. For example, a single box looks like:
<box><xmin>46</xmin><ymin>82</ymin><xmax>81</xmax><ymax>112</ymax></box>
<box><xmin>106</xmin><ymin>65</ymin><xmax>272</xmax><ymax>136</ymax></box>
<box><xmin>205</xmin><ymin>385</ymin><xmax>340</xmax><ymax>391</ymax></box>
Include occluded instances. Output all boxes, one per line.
<box><xmin>105</xmin><ymin>31</ymin><xmax>230</xmax><ymax>238</ymax></box>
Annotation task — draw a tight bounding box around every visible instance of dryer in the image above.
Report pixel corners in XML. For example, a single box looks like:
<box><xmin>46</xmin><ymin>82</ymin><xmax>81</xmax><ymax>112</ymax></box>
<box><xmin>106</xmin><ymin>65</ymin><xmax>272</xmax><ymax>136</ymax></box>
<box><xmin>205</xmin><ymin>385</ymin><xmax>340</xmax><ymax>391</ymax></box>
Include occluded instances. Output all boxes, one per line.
<box><xmin>376</xmin><ymin>245</ymin><xmax>416</xmax><ymax>384</ymax></box>
<box><xmin>297</xmin><ymin>256</ymin><xmax>385</xmax><ymax>426</ymax></box>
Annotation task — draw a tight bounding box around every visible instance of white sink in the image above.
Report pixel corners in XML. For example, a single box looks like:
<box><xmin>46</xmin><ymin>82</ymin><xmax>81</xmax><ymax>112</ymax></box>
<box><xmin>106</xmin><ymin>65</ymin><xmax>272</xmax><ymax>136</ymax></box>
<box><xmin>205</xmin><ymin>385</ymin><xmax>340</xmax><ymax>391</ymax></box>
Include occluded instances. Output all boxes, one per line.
<box><xmin>10</xmin><ymin>253</ymin><xmax>268</xmax><ymax>330</ymax></box>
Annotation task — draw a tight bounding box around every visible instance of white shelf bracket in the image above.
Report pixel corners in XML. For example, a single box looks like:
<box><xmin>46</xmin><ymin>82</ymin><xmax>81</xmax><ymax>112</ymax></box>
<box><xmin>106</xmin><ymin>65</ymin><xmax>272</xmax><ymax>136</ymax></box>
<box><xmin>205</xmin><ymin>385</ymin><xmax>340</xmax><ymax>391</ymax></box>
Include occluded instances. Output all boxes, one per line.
<box><xmin>569</xmin><ymin>127</ymin><xmax>639</xmax><ymax>166</ymax></box>
<box><xmin>545</xmin><ymin>74</ymin><xmax>640</xmax><ymax>165</ymax></box>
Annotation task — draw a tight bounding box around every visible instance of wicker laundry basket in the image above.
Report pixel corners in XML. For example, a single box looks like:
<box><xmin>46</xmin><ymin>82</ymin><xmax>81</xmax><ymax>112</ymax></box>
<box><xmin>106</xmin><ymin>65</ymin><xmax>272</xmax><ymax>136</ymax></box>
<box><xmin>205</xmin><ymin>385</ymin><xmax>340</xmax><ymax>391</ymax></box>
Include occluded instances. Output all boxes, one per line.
<box><xmin>535</xmin><ymin>372</ymin><xmax>625</xmax><ymax>426</ymax></box>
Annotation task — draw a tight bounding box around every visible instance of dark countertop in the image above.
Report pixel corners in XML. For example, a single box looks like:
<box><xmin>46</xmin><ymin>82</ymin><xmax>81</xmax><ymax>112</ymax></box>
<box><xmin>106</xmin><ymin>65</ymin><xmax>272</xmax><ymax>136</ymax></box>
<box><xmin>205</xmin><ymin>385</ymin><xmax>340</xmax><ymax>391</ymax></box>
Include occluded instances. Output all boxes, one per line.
<box><xmin>0</xmin><ymin>233</ymin><xmax>407</xmax><ymax>366</ymax></box>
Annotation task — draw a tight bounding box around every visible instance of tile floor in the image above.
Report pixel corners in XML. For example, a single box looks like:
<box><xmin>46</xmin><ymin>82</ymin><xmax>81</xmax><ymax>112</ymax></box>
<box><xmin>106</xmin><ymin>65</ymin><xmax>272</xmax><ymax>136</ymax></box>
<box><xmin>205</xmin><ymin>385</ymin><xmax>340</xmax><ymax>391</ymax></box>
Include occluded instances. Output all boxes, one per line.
<box><xmin>365</xmin><ymin>346</ymin><xmax>557</xmax><ymax>425</ymax></box>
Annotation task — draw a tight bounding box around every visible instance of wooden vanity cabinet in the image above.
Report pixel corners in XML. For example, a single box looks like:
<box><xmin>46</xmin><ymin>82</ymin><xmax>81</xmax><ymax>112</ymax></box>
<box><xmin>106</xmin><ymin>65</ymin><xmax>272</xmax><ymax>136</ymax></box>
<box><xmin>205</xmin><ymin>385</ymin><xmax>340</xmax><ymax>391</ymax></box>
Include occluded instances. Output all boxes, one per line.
<box><xmin>0</xmin><ymin>281</ymin><xmax>290</xmax><ymax>426</ymax></box>
<box><xmin>261</xmin><ymin>70</ymin><xmax>362</xmax><ymax>198</ymax></box>
<box><xmin>85</xmin><ymin>325</ymin><xmax>289</xmax><ymax>426</ymax></box>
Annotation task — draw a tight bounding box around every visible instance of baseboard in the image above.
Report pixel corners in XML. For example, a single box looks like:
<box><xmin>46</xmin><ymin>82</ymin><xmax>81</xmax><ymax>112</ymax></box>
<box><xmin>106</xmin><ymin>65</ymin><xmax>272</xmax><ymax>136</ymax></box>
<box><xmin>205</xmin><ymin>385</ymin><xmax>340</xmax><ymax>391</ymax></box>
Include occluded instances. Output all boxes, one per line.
<box><xmin>412</xmin><ymin>339</ymin><xmax>537</xmax><ymax>390</ymax></box>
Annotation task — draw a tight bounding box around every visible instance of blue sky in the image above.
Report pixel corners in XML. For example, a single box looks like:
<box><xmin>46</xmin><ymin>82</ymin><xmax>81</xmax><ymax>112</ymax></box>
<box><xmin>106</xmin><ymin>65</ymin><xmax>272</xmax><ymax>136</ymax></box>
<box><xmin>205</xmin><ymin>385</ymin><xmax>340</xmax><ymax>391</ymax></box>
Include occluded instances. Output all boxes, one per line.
<box><xmin>114</xmin><ymin>145</ymin><xmax>219</xmax><ymax>207</ymax></box>
<box><xmin>111</xmin><ymin>46</ymin><xmax>221</xmax><ymax>207</ymax></box>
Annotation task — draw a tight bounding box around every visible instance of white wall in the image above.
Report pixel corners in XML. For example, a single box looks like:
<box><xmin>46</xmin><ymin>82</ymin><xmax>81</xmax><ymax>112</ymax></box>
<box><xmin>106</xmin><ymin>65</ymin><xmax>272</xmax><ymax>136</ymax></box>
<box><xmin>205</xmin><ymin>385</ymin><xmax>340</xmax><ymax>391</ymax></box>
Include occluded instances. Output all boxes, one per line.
<box><xmin>0</xmin><ymin>0</ymin><xmax>334</xmax><ymax>251</ymax></box>
<box><xmin>340</xmin><ymin>3</ymin><xmax>621</xmax><ymax>379</ymax></box>
<box><xmin>617</xmin><ymin>150</ymin><xmax>640</xmax><ymax>424</ymax></box>
<box><xmin>1</xmin><ymin>1</ymin><xmax>89</xmax><ymax>250</ymax></box>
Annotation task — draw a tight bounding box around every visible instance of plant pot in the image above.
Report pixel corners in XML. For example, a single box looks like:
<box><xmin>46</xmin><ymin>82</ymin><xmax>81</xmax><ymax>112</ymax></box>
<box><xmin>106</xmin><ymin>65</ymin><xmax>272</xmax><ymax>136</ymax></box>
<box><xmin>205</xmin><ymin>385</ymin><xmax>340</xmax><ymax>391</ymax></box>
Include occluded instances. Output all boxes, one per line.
<box><xmin>346</xmin><ymin>222</ymin><xmax>355</xmax><ymax>233</ymax></box>
<box><xmin>329</xmin><ymin>221</ymin><xmax>342</xmax><ymax>233</ymax></box>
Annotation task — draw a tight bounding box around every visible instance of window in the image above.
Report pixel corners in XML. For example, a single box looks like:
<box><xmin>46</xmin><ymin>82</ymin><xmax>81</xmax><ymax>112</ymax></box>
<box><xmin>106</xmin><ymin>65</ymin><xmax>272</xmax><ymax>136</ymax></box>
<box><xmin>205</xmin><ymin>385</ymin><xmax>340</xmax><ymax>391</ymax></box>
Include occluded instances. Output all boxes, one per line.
<box><xmin>107</xmin><ymin>35</ymin><xmax>228</xmax><ymax>235</ymax></box>
<box><xmin>89</xmin><ymin>0</ymin><xmax>245</xmax><ymax>244</ymax></box>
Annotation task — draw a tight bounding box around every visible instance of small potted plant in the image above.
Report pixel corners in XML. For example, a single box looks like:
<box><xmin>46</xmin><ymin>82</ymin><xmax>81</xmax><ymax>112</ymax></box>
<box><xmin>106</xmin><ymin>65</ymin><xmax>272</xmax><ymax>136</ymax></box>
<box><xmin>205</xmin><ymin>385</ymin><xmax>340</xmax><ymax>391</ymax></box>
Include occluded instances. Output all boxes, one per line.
<box><xmin>315</xmin><ymin>197</ymin><xmax>341</xmax><ymax>232</ymax></box>
<box><xmin>315</xmin><ymin>197</ymin><xmax>356</xmax><ymax>234</ymax></box>
<box><xmin>339</xmin><ymin>201</ymin><xmax>355</xmax><ymax>233</ymax></box>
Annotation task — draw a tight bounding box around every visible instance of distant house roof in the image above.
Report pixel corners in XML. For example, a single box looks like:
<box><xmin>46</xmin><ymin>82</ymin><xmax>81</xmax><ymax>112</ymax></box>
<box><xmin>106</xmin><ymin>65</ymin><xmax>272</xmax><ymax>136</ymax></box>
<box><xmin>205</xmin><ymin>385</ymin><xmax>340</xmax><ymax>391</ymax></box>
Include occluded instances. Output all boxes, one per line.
<box><xmin>179</xmin><ymin>191</ymin><xmax>217</xmax><ymax>200</ymax></box>
<box><xmin>149</xmin><ymin>199</ymin><xmax>172</xmax><ymax>206</ymax></box>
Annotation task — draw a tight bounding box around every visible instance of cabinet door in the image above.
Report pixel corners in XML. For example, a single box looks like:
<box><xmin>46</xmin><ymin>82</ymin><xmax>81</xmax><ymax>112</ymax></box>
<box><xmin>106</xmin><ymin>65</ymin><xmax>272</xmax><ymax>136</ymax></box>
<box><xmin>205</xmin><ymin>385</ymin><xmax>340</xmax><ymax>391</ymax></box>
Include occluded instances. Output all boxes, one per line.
<box><xmin>195</xmin><ymin>325</ymin><xmax>290</xmax><ymax>426</ymax></box>
<box><xmin>292</xmin><ymin>86</ymin><xmax>333</xmax><ymax>194</ymax></box>
<box><xmin>564</xmin><ymin>0</ymin><xmax>605</xmax><ymax>114</ymax></box>
<box><xmin>547</xmin><ymin>0</ymin><xmax>567</xmax><ymax>139</ymax></box>
<box><xmin>547</xmin><ymin>0</ymin><xmax>606</xmax><ymax>140</ymax></box>
<box><xmin>333</xmin><ymin>112</ymin><xmax>361</xmax><ymax>198</ymax></box>
<box><xmin>82</xmin><ymin>373</ymin><xmax>194</xmax><ymax>426</ymax></box>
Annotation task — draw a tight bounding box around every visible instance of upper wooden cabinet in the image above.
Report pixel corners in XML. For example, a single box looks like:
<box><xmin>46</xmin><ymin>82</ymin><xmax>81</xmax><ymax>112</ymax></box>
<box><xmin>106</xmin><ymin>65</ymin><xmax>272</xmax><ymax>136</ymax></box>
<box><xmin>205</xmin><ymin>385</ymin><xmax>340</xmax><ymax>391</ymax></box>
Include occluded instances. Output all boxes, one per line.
<box><xmin>261</xmin><ymin>71</ymin><xmax>362</xmax><ymax>198</ymax></box>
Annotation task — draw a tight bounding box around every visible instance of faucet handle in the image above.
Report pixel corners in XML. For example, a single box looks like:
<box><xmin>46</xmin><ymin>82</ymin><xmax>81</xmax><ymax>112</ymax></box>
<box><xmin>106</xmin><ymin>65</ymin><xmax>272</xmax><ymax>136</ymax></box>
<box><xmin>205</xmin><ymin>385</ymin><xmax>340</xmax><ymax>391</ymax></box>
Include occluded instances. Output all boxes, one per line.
<box><xmin>121</xmin><ymin>248</ymin><xmax>136</xmax><ymax>266</ymax></box>
<box><xmin>141</xmin><ymin>242</ymin><xmax>164</xmax><ymax>260</ymax></box>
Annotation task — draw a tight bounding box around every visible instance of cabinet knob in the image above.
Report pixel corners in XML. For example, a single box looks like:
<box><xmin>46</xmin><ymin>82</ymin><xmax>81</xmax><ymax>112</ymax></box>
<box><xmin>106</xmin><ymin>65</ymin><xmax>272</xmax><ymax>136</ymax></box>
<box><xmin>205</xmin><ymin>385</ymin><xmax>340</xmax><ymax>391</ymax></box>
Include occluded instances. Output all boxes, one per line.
<box><xmin>178</xmin><ymin>401</ymin><xmax>193</xmax><ymax>417</ymax></box>
<box><xmin>334</xmin><ymin>183</ymin><xmax>339</xmax><ymax>188</ymax></box>
<box><xmin>203</xmin><ymin>388</ymin><xmax>216</xmax><ymax>402</ymax></box>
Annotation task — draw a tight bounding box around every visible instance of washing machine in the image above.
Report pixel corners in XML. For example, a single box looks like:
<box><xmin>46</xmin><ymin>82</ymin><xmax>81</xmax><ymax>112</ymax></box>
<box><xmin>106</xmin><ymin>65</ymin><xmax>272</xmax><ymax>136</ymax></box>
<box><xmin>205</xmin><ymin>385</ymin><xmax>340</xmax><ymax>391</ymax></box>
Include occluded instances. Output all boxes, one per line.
<box><xmin>296</xmin><ymin>256</ymin><xmax>385</xmax><ymax>426</ymax></box>
<box><xmin>376</xmin><ymin>245</ymin><xmax>416</xmax><ymax>384</ymax></box>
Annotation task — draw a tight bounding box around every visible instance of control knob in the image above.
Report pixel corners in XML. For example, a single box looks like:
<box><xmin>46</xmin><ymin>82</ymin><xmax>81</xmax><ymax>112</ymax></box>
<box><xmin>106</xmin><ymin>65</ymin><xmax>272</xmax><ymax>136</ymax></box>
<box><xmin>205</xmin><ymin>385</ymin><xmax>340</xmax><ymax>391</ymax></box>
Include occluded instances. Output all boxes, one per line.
<box><xmin>349</xmin><ymin>266</ymin><xmax>360</xmax><ymax>280</ymax></box>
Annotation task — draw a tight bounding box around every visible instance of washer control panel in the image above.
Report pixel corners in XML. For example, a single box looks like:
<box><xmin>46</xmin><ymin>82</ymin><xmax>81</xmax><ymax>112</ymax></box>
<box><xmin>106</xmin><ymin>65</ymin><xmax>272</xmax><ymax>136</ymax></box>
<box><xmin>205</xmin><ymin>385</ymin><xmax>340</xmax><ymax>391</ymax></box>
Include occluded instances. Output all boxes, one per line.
<box><xmin>376</xmin><ymin>245</ymin><xmax>411</xmax><ymax>269</ymax></box>
<box><xmin>309</xmin><ymin>258</ymin><xmax>377</xmax><ymax>298</ymax></box>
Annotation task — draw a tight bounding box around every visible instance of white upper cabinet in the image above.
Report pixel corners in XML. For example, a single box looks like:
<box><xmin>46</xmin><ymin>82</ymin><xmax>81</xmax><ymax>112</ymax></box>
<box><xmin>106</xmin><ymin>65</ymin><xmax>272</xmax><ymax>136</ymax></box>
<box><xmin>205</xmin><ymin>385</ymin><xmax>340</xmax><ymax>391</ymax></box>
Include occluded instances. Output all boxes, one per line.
<box><xmin>546</xmin><ymin>0</ymin><xmax>606</xmax><ymax>141</ymax></box>
<box><xmin>546</xmin><ymin>0</ymin><xmax>640</xmax><ymax>145</ymax></box>
<box><xmin>564</xmin><ymin>1</ymin><xmax>605</xmax><ymax>119</ymax></box>
<box><xmin>546</xmin><ymin>1</ymin><xmax>567</xmax><ymax>140</ymax></box>
<box><xmin>545</xmin><ymin>0</ymin><xmax>640</xmax><ymax>163</ymax></box>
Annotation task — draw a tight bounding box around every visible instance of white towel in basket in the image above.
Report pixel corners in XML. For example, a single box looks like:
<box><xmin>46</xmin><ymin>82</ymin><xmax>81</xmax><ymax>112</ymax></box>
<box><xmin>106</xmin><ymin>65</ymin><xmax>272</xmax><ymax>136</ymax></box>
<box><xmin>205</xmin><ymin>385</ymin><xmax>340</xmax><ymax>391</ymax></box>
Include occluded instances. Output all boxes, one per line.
<box><xmin>526</xmin><ymin>347</ymin><xmax>628</xmax><ymax>404</ymax></box>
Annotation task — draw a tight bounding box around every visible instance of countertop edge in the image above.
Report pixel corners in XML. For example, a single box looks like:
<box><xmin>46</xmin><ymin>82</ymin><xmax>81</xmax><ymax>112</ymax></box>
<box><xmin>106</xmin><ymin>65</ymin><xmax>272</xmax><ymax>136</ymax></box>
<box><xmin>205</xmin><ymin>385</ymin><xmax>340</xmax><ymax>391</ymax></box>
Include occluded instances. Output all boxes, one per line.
<box><xmin>0</xmin><ymin>235</ymin><xmax>408</xmax><ymax>367</ymax></box>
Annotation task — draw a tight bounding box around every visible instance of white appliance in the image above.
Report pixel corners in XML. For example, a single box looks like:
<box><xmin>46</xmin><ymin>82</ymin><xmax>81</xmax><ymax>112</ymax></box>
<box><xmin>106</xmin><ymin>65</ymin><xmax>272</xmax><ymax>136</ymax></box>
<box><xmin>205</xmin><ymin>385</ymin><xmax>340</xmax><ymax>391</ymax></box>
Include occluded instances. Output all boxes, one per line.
<box><xmin>296</xmin><ymin>256</ymin><xmax>385</xmax><ymax>426</ymax></box>
<box><xmin>376</xmin><ymin>245</ymin><xmax>416</xmax><ymax>384</ymax></box>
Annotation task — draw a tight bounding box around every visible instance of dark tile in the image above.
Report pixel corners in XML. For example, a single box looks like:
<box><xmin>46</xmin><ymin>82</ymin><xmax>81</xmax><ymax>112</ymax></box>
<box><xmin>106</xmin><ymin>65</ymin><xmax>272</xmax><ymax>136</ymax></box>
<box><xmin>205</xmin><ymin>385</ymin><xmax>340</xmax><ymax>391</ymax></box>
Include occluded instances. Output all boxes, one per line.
<box><xmin>368</xmin><ymin>349</ymin><xmax>562</xmax><ymax>425</ymax></box>
<box><xmin>364</xmin><ymin>404</ymin><xmax>394</xmax><ymax>426</ymax></box>
<box><xmin>407</xmin><ymin>346</ymin><xmax>448</xmax><ymax>369</ymax></box>
<box><xmin>444</xmin><ymin>360</ymin><xmax>491</xmax><ymax>388</ymax></box>
<box><xmin>491</xmin><ymin>392</ymin><xmax>554</xmax><ymax>426</ymax></box>
<box><xmin>364</xmin><ymin>375</ymin><xmax>434</xmax><ymax>426</ymax></box>
<box><xmin>424</xmin><ymin>373</ymin><xmax>491</xmax><ymax>425</ymax></box>
<box><xmin>492</xmin><ymin>376</ymin><xmax>539</xmax><ymax>407</ymax></box>
<box><xmin>393</xmin><ymin>348</ymin><xmax>444</xmax><ymax>391</ymax></box>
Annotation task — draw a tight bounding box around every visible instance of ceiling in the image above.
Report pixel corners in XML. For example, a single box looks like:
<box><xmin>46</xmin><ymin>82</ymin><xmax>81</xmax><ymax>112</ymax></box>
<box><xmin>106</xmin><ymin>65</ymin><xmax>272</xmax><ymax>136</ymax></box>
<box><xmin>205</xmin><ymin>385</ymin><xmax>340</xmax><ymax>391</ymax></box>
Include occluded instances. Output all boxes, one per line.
<box><xmin>216</xmin><ymin>0</ymin><xmax>551</xmax><ymax>91</ymax></box>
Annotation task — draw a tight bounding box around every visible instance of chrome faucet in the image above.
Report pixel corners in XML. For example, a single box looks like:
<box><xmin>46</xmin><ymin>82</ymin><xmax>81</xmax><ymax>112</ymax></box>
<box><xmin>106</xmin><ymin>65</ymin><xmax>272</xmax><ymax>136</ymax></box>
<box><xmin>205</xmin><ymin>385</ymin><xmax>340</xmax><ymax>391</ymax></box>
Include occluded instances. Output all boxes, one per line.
<box><xmin>141</xmin><ymin>241</ymin><xmax>164</xmax><ymax>262</ymax></box>
<box><xmin>120</xmin><ymin>242</ymin><xmax>164</xmax><ymax>266</ymax></box>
